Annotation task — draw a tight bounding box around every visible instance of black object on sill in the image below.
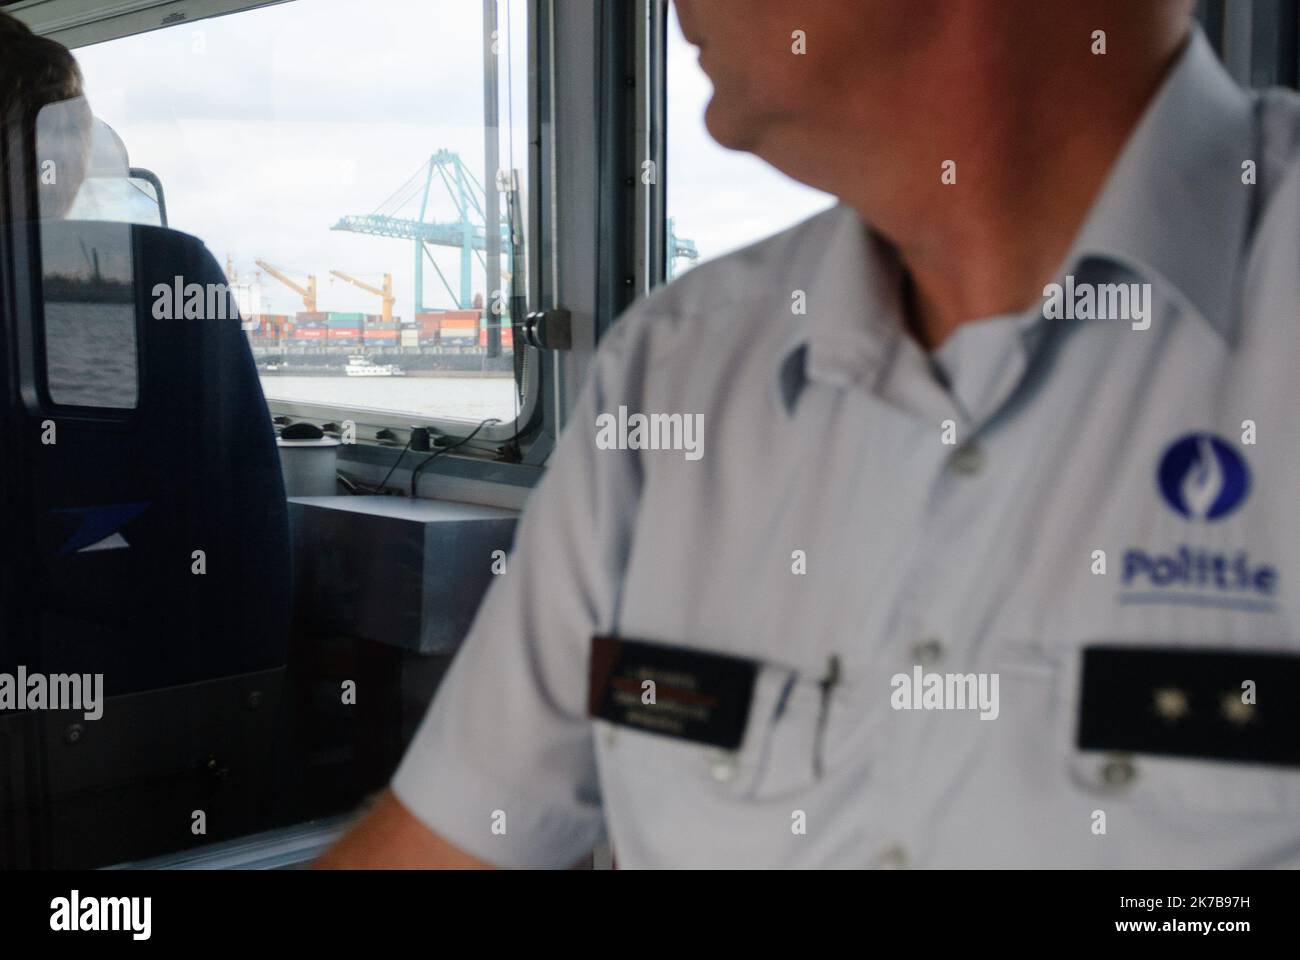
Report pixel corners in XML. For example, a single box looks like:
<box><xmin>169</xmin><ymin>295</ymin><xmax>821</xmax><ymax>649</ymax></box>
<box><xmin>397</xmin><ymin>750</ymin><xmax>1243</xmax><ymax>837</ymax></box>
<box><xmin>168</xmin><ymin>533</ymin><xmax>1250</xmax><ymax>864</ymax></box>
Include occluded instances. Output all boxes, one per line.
<box><xmin>280</xmin><ymin>422</ymin><xmax>325</xmax><ymax>441</ymax></box>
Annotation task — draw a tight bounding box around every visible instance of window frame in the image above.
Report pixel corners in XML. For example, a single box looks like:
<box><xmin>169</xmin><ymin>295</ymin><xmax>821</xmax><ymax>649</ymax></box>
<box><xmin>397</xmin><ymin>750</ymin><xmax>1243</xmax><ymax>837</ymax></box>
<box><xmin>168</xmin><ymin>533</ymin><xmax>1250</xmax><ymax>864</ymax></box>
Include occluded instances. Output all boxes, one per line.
<box><xmin>13</xmin><ymin>0</ymin><xmax>565</xmax><ymax>482</ymax></box>
<box><xmin>10</xmin><ymin>0</ymin><xmax>649</xmax><ymax>495</ymax></box>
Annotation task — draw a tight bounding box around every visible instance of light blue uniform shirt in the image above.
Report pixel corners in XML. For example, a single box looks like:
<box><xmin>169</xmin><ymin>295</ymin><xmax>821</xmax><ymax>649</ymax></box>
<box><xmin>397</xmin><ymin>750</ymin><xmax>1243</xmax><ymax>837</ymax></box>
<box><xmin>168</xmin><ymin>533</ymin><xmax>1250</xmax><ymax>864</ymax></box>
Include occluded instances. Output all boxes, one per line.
<box><xmin>393</xmin><ymin>28</ymin><xmax>1300</xmax><ymax>868</ymax></box>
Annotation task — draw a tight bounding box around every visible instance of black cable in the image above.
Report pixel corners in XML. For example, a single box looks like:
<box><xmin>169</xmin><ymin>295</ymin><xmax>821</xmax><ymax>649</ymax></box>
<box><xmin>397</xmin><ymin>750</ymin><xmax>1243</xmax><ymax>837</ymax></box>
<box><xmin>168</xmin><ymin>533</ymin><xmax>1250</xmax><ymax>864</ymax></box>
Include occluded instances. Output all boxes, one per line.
<box><xmin>371</xmin><ymin>439</ymin><xmax>411</xmax><ymax>494</ymax></box>
<box><xmin>409</xmin><ymin>417</ymin><xmax>501</xmax><ymax>498</ymax></box>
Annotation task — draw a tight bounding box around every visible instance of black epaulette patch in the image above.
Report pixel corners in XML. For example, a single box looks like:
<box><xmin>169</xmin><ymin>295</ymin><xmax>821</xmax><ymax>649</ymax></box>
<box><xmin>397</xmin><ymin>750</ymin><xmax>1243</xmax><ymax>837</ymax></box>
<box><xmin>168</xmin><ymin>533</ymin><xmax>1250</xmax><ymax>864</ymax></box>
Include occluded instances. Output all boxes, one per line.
<box><xmin>1077</xmin><ymin>645</ymin><xmax>1300</xmax><ymax>766</ymax></box>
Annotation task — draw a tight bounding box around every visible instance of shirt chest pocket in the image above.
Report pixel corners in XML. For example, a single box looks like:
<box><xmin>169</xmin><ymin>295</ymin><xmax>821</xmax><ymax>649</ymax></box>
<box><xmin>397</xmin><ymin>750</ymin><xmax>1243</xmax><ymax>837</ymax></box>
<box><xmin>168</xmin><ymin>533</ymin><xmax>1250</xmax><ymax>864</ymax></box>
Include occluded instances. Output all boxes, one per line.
<box><xmin>1011</xmin><ymin>639</ymin><xmax>1300</xmax><ymax>821</ymax></box>
<box><xmin>596</xmin><ymin>662</ymin><xmax>850</xmax><ymax>804</ymax></box>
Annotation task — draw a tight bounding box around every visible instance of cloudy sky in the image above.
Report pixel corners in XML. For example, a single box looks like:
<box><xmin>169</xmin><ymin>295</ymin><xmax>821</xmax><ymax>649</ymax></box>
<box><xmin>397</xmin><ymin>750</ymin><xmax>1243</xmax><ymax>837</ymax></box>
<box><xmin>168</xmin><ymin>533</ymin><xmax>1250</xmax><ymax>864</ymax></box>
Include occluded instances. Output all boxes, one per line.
<box><xmin>70</xmin><ymin>0</ymin><xmax>830</xmax><ymax>321</ymax></box>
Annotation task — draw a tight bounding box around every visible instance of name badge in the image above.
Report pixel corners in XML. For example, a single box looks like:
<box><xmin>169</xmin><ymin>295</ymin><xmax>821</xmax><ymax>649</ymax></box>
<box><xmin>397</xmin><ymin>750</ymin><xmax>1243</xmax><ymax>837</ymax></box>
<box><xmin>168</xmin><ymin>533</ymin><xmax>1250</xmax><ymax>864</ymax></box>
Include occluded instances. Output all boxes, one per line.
<box><xmin>1077</xmin><ymin>645</ymin><xmax>1300</xmax><ymax>766</ymax></box>
<box><xmin>588</xmin><ymin>635</ymin><xmax>758</xmax><ymax>750</ymax></box>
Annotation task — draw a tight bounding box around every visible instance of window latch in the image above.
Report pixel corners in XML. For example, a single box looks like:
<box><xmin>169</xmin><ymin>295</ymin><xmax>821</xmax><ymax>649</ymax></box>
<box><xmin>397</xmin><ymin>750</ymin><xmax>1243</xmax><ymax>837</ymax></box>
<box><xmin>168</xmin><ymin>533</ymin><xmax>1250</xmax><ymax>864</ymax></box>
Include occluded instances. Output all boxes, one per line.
<box><xmin>520</xmin><ymin>308</ymin><xmax>572</xmax><ymax>351</ymax></box>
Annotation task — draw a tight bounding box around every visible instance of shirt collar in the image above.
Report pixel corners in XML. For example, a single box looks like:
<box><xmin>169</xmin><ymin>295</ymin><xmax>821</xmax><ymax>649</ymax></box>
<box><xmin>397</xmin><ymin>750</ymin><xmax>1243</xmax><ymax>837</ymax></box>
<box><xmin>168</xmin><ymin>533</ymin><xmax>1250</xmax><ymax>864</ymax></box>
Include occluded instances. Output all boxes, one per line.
<box><xmin>777</xmin><ymin>25</ymin><xmax>1255</xmax><ymax>414</ymax></box>
<box><xmin>1065</xmin><ymin>25</ymin><xmax>1255</xmax><ymax>342</ymax></box>
<box><xmin>775</xmin><ymin>204</ymin><xmax>905</xmax><ymax>413</ymax></box>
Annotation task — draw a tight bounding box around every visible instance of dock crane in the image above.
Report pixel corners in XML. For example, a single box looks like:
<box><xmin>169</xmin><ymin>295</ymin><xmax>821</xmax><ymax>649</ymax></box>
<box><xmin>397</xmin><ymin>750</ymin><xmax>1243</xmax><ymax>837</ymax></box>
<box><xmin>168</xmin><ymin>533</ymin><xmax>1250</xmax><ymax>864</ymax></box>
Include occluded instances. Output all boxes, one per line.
<box><xmin>329</xmin><ymin>270</ymin><xmax>395</xmax><ymax>323</ymax></box>
<box><xmin>330</xmin><ymin>150</ymin><xmax>508</xmax><ymax>313</ymax></box>
<box><xmin>255</xmin><ymin>259</ymin><xmax>318</xmax><ymax>312</ymax></box>
<box><xmin>668</xmin><ymin>218</ymin><xmax>700</xmax><ymax>279</ymax></box>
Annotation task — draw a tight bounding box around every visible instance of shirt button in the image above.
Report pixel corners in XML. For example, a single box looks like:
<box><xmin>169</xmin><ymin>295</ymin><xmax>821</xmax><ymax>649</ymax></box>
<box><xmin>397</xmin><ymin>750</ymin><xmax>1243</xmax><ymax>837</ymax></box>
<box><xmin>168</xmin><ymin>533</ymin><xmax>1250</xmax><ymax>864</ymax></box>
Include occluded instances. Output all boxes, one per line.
<box><xmin>949</xmin><ymin>443</ymin><xmax>984</xmax><ymax>476</ymax></box>
<box><xmin>710</xmin><ymin>751</ymin><xmax>739</xmax><ymax>783</ymax></box>
<box><xmin>1099</xmin><ymin>754</ymin><xmax>1138</xmax><ymax>788</ymax></box>
<box><xmin>876</xmin><ymin>845</ymin><xmax>908</xmax><ymax>869</ymax></box>
<box><xmin>912</xmin><ymin>637</ymin><xmax>944</xmax><ymax>665</ymax></box>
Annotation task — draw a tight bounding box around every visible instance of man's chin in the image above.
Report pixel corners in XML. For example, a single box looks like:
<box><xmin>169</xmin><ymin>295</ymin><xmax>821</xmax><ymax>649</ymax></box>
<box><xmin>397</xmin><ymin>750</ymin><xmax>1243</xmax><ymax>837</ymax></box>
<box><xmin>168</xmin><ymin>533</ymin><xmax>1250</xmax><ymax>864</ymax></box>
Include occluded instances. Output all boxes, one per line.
<box><xmin>702</xmin><ymin>99</ymin><xmax>758</xmax><ymax>153</ymax></box>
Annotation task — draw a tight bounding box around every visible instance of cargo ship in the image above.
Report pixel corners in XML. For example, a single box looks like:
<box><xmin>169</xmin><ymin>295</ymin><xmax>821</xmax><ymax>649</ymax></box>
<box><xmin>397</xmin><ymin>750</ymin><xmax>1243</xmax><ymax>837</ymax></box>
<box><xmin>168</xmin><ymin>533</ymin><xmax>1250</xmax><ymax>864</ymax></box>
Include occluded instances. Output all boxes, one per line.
<box><xmin>248</xmin><ymin>307</ymin><xmax>515</xmax><ymax>376</ymax></box>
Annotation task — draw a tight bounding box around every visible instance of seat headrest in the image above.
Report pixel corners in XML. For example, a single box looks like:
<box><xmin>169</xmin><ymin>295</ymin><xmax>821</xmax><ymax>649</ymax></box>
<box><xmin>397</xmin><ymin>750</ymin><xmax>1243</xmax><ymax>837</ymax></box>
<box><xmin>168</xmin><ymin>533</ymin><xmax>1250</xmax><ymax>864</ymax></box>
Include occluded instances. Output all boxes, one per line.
<box><xmin>85</xmin><ymin>117</ymin><xmax>130</xmax><ymax>178</ymax></box>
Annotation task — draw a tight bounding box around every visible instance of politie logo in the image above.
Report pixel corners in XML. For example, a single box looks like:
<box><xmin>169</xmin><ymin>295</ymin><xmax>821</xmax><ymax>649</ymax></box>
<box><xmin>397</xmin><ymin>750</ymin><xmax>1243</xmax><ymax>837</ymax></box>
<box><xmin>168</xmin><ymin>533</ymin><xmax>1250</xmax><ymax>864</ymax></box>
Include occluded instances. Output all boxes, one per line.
<box><xmin>1156</xmin><ymin>433</ymin><xmax>1249</xmax><ymax>521</ymax></box>
<box><xmin>1121</xmin><ymin>433</ymin><xmax>1274</xmax><ymax>606</ymax></box>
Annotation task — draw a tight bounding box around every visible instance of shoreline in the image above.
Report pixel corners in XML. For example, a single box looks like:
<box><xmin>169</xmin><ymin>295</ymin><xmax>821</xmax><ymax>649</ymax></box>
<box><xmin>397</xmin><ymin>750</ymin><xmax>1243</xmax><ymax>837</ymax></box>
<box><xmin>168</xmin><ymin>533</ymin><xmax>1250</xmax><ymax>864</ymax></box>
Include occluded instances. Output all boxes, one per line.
<box><xmin>258</xmin><ymin>368</ymin><xmax>514</xmax><ymax>379</ymax></box>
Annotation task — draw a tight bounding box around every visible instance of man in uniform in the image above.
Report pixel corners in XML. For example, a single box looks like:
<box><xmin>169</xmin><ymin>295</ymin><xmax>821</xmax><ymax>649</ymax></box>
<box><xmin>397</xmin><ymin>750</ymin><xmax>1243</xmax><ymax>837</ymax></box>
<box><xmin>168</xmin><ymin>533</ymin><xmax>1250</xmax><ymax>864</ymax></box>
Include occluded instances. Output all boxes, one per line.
<box><xmin>320</xmin><ymin>0</ymin><xmax>1300</xmax><ymax>868</ymax></box>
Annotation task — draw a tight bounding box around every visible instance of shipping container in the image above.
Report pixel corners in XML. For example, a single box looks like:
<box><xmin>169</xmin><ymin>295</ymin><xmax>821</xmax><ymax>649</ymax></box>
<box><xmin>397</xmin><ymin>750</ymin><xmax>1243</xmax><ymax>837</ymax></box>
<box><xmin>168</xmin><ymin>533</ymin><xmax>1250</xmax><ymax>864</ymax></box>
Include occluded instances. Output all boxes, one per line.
<box><xmin>292</xmin><ymin>327</ymin><xmax>326</xmax><ymax>339</ymax></box>
<box><xmin>250</xmin><ymin>313</ymin><xmax>292</xmax><ymax>337</ymax></box>
<box><xmin>328</xmin><ymin>328</ymin><xmax>361</xmax><ymax>339</ymax></box>
<box><xmin>416</xmin><ymin>309</ymin><xmax>479</xmax><ymax>322</ymax></box>
<box><xmin>327</xmin><ymin>312</ymin><xmax>365</xmax><ymax>328</ymax></box>
<box><xmin>362</xmin><ymin>329</ymin><xmax>398</xmax><ymax>341</ymax></box>
<box><xmin>479</xmin><ymin>327</ymin><xmax>514</xmax><ymax>347</ymax></box>
<box><xmin>296</xmin><ymin>311</ymin><xmax>328</xmax><ymax>324</ymax></box>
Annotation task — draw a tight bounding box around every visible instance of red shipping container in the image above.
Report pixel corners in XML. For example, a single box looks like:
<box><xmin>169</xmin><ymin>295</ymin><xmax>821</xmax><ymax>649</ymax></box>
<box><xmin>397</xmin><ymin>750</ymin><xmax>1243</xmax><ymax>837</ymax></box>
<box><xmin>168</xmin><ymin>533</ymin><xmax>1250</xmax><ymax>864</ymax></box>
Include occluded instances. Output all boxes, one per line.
<box><xmin>293</xmin><ymin>328</ymin><xmax>326</xmax><ymax>339</ymax></box>
<box><xmin>328</xmin><ymin>328</ymin><xmax>361</xmax><ymax>339</ymax></box>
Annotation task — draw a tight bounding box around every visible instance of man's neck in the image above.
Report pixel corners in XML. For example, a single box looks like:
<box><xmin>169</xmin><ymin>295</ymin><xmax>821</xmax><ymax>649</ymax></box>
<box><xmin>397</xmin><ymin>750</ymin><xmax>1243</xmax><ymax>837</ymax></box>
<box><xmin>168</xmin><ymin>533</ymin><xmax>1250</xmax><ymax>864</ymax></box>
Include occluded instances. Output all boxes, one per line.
<box><xmin>767</xmin><ymin>11</ymin><xmax>1192</xmax><ymax>350</ymax></box>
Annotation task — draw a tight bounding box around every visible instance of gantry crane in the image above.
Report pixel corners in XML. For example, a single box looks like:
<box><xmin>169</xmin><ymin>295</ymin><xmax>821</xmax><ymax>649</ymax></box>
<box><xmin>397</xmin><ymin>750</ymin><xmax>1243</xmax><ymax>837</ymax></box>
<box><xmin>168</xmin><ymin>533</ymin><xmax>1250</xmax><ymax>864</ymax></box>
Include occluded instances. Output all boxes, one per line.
<box><xmin>330</xmin><ymin>150</ymin><xmax>510</xmax><ymax>312</ymax></box>
<box><xmin>668</xmin><ymin>218</ymin><xmax>700</xmax><ymax>279</ymax></box>
<box><xmin>255</xmin><ymin>259</ymin><xmax>317</xmax><ymax>312</ymax></box>
<box><xmin>329</xmin><ymin>269</ymin><xmax>395</xmax><ymax>323</ymax></box>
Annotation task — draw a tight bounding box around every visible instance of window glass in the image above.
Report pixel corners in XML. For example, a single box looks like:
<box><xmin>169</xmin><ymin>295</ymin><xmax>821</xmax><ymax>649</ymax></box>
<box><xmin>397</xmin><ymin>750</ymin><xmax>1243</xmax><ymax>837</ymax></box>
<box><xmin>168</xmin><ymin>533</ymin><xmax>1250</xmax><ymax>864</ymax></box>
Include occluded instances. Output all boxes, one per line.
<box><xmin>37</xmin><ymin>98</ymin><xmax>140</xmax><ymax>409</ymax></box>
<box><xmin>71</xmin><ymin>0</ymin><xmax>531</xmax><ymax>424</ymax></box>
<box><xmin>665</xmin><ymin>4</ymin><xmax>832</xmax><ymax>279</ymax></box>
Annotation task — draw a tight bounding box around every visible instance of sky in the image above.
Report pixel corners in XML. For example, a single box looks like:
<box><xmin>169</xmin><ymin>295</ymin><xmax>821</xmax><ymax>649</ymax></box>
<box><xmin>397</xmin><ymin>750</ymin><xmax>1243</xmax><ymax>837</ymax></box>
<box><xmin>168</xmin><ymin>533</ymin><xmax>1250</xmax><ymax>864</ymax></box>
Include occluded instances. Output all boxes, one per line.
<box><xmin>69</xmin><ymin>0</ymin><xmax>831</xmax><ymax>321</ymax></box>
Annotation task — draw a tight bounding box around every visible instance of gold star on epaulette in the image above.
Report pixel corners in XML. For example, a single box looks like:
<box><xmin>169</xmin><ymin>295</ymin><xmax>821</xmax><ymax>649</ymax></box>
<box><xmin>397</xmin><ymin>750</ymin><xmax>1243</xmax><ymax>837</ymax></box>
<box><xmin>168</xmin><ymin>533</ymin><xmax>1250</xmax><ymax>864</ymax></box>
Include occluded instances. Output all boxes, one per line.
<box><xmin>1152</xmin><ymin>686</ymin><xmax>1190</xmax><ymax>723</ymax></box>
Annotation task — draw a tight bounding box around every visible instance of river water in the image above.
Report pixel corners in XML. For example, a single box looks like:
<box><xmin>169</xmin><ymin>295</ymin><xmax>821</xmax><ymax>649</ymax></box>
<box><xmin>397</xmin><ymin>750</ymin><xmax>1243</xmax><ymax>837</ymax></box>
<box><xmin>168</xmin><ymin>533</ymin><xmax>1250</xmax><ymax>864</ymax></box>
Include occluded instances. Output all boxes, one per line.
<box><xmin>260</xmin><ymin>375</ymin><xmax>519</xmax><ymax>422</ymax></box>
<box><xmin>40</xmin><ymin>301</ymin><xmax>516</xmax><ymax>422</ymax></box>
